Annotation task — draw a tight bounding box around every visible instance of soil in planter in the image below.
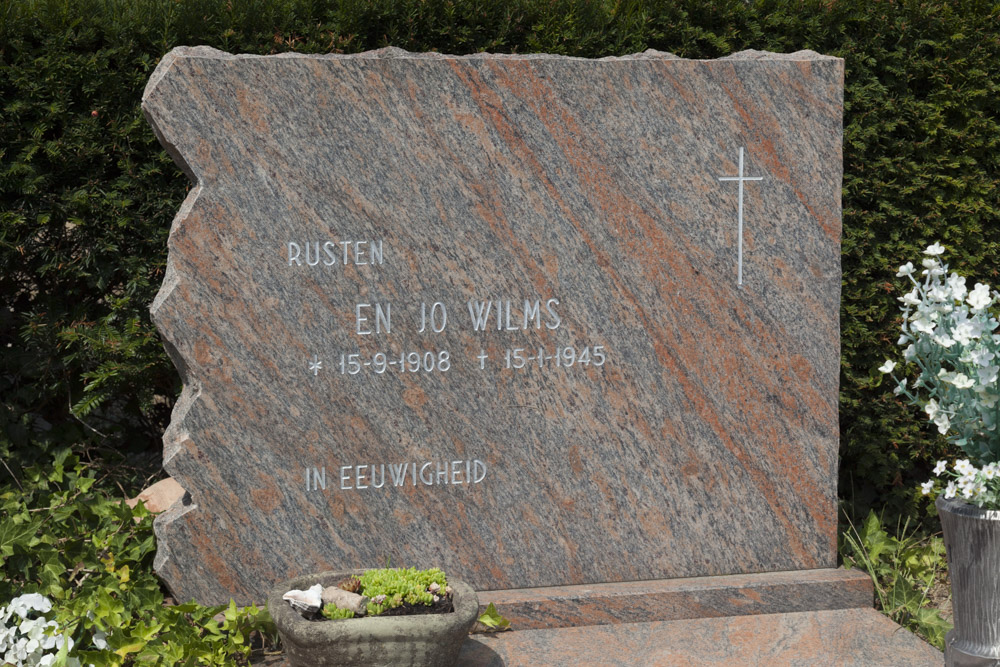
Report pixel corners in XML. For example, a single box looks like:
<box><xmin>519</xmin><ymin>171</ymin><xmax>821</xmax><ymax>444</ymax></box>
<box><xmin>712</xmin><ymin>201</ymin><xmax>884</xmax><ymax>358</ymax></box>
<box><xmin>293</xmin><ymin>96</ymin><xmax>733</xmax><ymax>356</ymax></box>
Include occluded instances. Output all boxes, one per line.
<box><xmin>307</xmin><ymin>594</ymin><xmax>454</xmax><ymax>622</ymax></box>
<box><xmin>376</xmin><ymin>595</ymin><xmax>454</xmax><ymax>617</ymax></box>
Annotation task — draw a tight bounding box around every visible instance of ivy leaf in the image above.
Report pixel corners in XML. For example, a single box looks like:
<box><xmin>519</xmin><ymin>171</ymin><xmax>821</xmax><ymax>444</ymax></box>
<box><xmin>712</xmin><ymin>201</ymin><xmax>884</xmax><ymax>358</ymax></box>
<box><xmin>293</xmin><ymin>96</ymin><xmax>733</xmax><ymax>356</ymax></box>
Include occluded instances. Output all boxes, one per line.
<box><xmin>114</xmin><ymin>640</ymin><xmax>148</xmax><ymax>658</ymax></box>
<box><xmin>476</xmin><ymin>602</ymin><xmax>511</xmax><ymax>631</ymax></box>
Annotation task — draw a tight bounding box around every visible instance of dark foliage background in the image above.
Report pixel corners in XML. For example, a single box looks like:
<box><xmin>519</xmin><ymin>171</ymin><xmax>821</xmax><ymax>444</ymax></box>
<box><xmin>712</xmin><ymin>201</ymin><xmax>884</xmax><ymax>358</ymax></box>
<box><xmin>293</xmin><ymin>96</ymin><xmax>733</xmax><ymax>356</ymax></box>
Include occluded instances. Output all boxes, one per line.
<box><xmin>3</xmin><ymin>0</ymin><xmax>999</xmax><ymax>527</ymax></box>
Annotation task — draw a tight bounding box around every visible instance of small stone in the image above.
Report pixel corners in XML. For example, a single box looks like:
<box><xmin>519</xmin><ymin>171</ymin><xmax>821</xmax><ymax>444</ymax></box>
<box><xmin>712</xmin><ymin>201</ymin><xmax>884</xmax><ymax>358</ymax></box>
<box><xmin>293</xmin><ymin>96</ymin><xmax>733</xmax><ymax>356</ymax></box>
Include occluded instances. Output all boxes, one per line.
<box><xmin>283</xmin><ymin>583</ymin><xmax>323</xmax><ymax>616</ymax></box>
<box><xmin>126</xmin><ymin>477</ymin><xmax>185</xmax><ymax>514</ymax></box>
<box><xmin>445</xmin><ymin>585</ymin><xmax>453</xmax><ymax>595</ymax></box>
<box><xmin>428</xmin><ymin>582</ymin><xmax>441</xmax><ymax>594</ymax></box>
<box><xmin>321</xmin><ymin>586</ymin><xmax>368</xmax><ymax>615</ymax></box>
<box><xmin>372</xmin><ymin>594</ymin><xmax>387</xmax><ymax>605</ymax></box>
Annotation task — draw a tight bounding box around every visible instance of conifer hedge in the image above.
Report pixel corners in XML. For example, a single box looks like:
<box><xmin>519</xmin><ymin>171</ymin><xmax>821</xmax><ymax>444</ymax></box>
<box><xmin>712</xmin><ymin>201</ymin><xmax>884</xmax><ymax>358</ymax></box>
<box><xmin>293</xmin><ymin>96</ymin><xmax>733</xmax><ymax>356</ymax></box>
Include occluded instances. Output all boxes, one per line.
<box><xmin>3</xmin><ymin>0</ymin><xmax>999</xmax><ymax>524</ymax></box>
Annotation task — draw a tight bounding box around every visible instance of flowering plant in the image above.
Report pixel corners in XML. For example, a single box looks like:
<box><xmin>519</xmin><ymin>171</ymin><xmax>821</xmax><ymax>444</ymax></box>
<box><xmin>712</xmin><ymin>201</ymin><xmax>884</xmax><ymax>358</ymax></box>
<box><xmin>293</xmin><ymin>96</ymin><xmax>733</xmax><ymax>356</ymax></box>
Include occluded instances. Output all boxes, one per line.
<box><xmin>879</xmin><ymin>242</ymin><xmax>1000</xmax><ymax>507</ymax></box>
<box><xmin>0</xmin><ymin>593</ymin><xmax>80</xmax><ymax>667</ymax></box>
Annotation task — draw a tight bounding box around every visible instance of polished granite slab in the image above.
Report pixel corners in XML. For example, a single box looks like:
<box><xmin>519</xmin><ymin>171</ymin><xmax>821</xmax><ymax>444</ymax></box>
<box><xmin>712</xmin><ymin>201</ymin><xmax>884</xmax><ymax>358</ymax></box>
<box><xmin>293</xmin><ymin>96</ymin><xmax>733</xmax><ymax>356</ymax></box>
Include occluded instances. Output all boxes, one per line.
<box><xmin>145</xmin><ymin>47</ymin><xmax>843</xmax><ymax>605</ymax></box>
<box><xmin>457</xmin><ymin>608</ymin><xmax>942</xmax><ymax>666</ymax></box>
<box><xmin>252</xmin><ymin>607</ymin><xmax>941</xmax><ymax>666</ymax></box>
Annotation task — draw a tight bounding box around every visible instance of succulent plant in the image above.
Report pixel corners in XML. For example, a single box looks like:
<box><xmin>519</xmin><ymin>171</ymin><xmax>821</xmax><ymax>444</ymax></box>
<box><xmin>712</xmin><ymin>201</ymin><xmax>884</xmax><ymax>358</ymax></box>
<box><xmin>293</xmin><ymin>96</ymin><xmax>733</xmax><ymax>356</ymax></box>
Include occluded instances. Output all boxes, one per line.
<box><xmin>336</xmin><ymin>575</ymin><xmax>362</xmax><ymax>594</ymax></box>
<box><xmin>358</xmin><ymin>567</ymin><xmax>448</xmax><ymax>616</ymax></box>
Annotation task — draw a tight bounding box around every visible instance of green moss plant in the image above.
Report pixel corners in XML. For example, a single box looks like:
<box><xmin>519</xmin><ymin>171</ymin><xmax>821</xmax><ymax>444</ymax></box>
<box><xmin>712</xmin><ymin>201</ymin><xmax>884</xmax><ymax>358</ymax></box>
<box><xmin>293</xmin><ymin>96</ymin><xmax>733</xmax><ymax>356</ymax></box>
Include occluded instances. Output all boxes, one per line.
<box><xmin>320</xmin><ymin>605</ymin><xmax>355</xmax><ymax>620</ymax></box>
<box><xmin>359</xmin><ymin>567</ymin><xmax>448</xmax><ymax>616</ymax></box>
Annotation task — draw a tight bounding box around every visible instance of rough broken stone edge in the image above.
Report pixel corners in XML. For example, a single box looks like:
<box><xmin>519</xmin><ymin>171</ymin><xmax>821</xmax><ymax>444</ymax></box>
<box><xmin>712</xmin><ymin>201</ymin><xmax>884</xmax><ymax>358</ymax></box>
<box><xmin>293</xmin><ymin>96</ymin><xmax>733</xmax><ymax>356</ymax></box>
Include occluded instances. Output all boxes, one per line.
<box><xmin>148</xmin><ymin>199</ymin><xmax>202</xmax><ymax>584</ymax></box>
<box><xmin>147</xmin><ymin>45</ymin><xmax>840</xmax><ymax>71</ymax></box>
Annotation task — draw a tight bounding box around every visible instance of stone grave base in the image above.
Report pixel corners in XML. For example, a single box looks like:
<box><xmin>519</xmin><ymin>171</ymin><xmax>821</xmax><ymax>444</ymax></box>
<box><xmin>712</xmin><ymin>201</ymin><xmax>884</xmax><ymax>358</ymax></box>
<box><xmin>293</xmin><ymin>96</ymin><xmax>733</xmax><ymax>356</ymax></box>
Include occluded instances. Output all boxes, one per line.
<box><xmin>458</xmin><ymin>608</ymin><xmax>941</xmax><ymax>665</ymax></box>
<box><xmin>254</xmin><ymin>568</ymin><xmax>942</xmax><ymax>665</ymax></box>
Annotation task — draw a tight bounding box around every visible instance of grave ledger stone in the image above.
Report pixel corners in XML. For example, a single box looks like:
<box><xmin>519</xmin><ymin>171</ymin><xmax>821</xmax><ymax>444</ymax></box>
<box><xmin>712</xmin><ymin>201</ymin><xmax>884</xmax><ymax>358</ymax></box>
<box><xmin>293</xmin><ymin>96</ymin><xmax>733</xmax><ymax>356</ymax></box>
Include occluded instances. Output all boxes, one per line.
<box><xmin>144</xmin><ymin>47</ymin><xmax>844</xmax><ymax>606</ymax></box>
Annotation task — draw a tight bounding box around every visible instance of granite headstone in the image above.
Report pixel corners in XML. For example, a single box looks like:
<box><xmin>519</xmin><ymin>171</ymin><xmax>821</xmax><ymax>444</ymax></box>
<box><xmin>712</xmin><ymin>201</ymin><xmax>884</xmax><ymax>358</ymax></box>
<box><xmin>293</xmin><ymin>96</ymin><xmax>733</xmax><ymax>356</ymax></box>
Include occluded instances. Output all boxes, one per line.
<box><xmin>143</xmin><ymin>47</ymin><xmax>843</xmax><ymax>605</ymax></box>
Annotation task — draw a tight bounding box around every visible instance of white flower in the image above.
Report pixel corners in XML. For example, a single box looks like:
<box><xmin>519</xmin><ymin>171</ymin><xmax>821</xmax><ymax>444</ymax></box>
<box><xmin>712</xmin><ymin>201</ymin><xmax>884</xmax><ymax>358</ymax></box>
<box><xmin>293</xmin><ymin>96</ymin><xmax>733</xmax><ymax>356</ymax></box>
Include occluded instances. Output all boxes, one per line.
<box><xmin>929</xmin><ymin>285</ymin><xmax>951</xmax><ymax>302</ymax></box>
<box><xmin>969</xmin><ymin>283</ymin><xmax>993</xmax><ymax>310</ymax></box>
<box><xmin>899</xmin><ymin>289</ymin><xmax>922</xmax><ymax>307</ymax></box>
<box><xmin>878</xmin><ymin>360</ymin><xmax>896</xmax><ymax>373</ymax></box>
<box><xmin>952</xmin><ymin>321</ymin><xmax>979</xmax><ymax>346</ymax></box>
<box><xmin>897</xmin><ymin>334</ymin><xmax>911</xmax><ymax>345</ymax></box>
<box><xmin>934</xmin><ymin>460</ymin><xmax>948</xmax><ymax>475</ymax></box>
<box><xmin>949</xmin><ymin>373</ymin><xmax>976</xmax><ymax>389</ymax></box>
<box><xmin>956</xmin><ymin>475</ymin><xmax>971</xmax><ymax>488</ymax></box>
<box><xmin>934</xmin><ymin>412</ymin><xmax>951</xmax><ymax>434</ymax></box>
<box><xmin>983</xmin><ymin>463</ymin><xmax>999</xmax><ymax>480</ymax></box>
<box><xmin>894</xmin><ymin>379</ymin><xmax>908</xmax><ymax>395</ymax></box>
<box><xmin>7</xmin><ymin>595</ymin><xmax>51</xmax><ymax>620</ymax></box>
<box><xmin>16</xmin><ymin>595</ymin><xmax>50</xmax><ymax>616</ymax></box>
<box><xmin>945</xmin><ymin>481</ymin><xmax>958</xmax><ymax>499</ymax></box>
<box><xmin>925</xmin><ymin>399</ymin><xmax>940</xmax><ymax>420</ymax></box>
<box><xmin>920</xmin><ymin>480</ymin><xmax>935</xmax><ymax>495</ymax></box>
<box><xmin>904</xmin><ymin>344</ymin><xmax>917</xmax><ymax>360</ymax></box>
<box><xmin>910</xmin><ymin>317</ymin><xmax>936</xmax><ymax>334</ymax></box>
<box><xmin>971</xmin><ymin>348</ymin><xmax>996</xmax><ymax>367</ymax></box>
<box><xmin>979</xmin><ymin>365</ymin><xmax>999</xmax><ymax>386</ymax></box>
<box><xmin>978</xmin><ymin>391</ymin><xmax>1000</xmax><ymax>409</ymax></box>
<box><xmin>933</xmin><ymin>333</ymin><xmax>956</xmax><ymax>348</ymax></box>
<box><xmin>955</xmin><ymin>459</ymin><xmax>975</xmax><ymax>475</ymax></box>
<box><xmin>0</xmin><ymin>594</ymin><xmax>79</xmax><ymax>667</ymax></box>
<box><xmin>92</xmin><ymin>628</ymin><xmax>108</xmax><ymax>650</ymax></box>
<box><xmin>925</xmin><ymin>242</ymin><xmax>946</xmax><ymax>256</ymax></box>
<box><xmin>897</xmin><ymin>262</ymin><xmax>916</xmax><ymax>277</ymax></box>
<box><xmin>948</xmin><ymin>273</ymin><xmax>969</xmax><ymax>301</ymax></box>
<box><xmin>922</xmin><ymin>258</ymin><xmax>940</xmax><ymax>269</ymax></box>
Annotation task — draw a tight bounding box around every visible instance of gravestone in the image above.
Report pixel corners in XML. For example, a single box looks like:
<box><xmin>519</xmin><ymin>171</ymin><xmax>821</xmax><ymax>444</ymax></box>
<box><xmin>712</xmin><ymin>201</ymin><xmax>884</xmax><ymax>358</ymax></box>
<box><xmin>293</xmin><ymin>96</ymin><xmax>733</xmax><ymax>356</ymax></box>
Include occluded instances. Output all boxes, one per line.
<box><xmin>143</xmin><ymin>46</ymin><xmax>845</xmax><ymax>606</ymax></box>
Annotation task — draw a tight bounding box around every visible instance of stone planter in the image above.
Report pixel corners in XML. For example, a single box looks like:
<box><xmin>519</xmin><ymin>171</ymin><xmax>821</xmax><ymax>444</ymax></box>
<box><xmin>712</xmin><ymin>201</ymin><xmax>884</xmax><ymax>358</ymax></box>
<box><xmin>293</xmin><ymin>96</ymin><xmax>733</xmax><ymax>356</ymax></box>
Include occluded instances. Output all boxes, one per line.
<box><xmin>267</xmin><ymin>570</ymin><xmax>479</xmax><ymax>667</ymax></box>
<box><xmin>937</xmin><ymin>496</ymin><xmax>1000</xmax><ymax>666</ymax></box>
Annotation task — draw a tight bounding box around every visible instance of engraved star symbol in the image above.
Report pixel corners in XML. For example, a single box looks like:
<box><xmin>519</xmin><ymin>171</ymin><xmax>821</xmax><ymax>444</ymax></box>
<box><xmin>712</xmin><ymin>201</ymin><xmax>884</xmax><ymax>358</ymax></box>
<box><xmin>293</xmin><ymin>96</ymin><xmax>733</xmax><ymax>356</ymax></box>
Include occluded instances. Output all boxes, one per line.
<box><xmin>308</xmin><ymin>355</ymin><xmax>322</xmax><ymax>376</ymax></box>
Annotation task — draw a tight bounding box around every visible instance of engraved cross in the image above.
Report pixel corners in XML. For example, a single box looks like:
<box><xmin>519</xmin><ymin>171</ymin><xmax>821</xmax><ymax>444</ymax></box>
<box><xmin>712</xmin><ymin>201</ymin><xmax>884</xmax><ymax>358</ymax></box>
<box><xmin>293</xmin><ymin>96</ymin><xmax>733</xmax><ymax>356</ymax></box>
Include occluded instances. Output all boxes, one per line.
<box><xmin>718</xmin><ymin>147</ymin><xmax>764</xmax><ymax>288</ymax></box>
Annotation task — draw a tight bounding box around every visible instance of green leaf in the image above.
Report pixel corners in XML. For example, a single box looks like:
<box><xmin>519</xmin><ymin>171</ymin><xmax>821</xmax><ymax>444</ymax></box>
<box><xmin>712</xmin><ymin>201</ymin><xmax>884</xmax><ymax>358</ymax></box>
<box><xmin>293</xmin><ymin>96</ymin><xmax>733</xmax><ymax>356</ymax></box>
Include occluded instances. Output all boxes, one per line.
<box><xmin>477</xmin><ymin>602</ymin><xmax>511</xmax><ymax>631</ymax></box>
<box><xmin>114</xmin><ymin>640</ymin><xmax>148</xmax><ymax>658</ymax></box>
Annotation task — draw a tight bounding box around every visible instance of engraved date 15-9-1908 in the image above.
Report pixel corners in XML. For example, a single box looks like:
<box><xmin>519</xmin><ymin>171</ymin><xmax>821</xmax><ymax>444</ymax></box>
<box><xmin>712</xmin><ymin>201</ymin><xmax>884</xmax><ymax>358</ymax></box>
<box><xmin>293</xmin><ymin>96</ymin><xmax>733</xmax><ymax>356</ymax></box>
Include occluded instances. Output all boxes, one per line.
<box><xmin>307</xmin><ymin>345</ymin><xmax>607</xmax><ymax>376</ymax></box>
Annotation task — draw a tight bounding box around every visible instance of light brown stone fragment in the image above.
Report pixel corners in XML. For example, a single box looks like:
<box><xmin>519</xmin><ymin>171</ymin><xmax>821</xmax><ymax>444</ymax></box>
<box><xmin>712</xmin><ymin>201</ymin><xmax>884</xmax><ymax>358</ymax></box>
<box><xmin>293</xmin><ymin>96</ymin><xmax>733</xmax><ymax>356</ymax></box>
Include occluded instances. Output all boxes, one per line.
<box><xmin>126</xmin><ymin>477</ymin><xmax>185</xmax><ymax>513</ymax></box>
<box><xmin>321</xmin><ymin>587</ymin><xmax>369</xmax><ymax>615</ymax></box>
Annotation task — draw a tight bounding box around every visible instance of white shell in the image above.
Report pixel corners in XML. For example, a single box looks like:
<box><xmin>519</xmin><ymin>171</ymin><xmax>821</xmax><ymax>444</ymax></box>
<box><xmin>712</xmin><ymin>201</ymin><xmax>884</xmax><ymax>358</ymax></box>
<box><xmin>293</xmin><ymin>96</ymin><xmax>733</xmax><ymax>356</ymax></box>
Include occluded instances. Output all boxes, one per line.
<box><xmin>283</xmin><ymin>583</ymin><xmax>323</xmax><ymax>614</ymax></box>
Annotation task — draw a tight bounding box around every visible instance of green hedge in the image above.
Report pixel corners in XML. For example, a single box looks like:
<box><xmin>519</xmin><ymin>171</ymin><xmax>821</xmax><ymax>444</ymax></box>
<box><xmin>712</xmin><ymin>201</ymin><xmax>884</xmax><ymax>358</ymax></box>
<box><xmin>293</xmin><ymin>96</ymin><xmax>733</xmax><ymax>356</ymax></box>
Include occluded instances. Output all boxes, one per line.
<box><xmin>3</xmin><ymin>0</ymin><xmax>999</xmax><ymax>524</ymax></box>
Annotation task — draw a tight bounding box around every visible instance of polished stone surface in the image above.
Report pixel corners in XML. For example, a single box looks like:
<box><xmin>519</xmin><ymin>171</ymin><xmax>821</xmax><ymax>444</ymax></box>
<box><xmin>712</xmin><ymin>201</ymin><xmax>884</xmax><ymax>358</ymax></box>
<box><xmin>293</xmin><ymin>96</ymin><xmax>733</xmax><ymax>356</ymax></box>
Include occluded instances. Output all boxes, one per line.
<box><xmin>476</xmin><ymin>568</ymin><xmax>872</xmax><ymax>630</ymax></box>
<box><xmin>252</xmin><ymin>608</ymin><xmax>941</xmax><ymax>666</ymax></box>
<box><xmin>457</xmin><ymin>609</ymin><xmax>942</xmax><ymax>666</ymax></box>
<box><xmin>145</xmin><ymin>46</ymin><xmax>844</xmax><ymax>604</ymax></box>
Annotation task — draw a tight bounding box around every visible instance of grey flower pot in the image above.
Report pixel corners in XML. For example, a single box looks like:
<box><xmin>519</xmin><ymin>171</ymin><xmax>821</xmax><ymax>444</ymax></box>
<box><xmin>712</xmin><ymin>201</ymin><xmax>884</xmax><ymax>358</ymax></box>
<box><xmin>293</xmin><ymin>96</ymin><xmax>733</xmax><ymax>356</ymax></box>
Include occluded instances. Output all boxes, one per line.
<box><xmin>938</xmin><ymin>496</ymin><xmax>1000</xmax><ymax>666</ymax></box>
<box><xmin>267</xmin><ymin>570</ymin><xmax>479</xmax><ymax>667</ymax></box>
